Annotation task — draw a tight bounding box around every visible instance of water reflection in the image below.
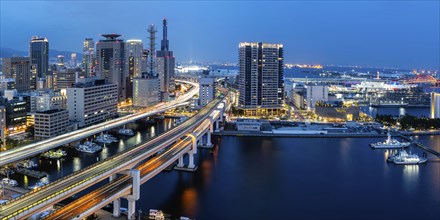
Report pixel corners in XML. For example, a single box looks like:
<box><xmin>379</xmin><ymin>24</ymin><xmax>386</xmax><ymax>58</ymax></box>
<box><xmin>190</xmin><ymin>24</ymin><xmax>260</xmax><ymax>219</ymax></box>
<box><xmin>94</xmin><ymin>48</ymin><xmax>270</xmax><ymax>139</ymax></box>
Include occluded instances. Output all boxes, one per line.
<box><xmin>181</xmin><ymin>187</ymin><xmax>198</xmax><ymax>217</ymax></box>
<box><xmin>73</xmin><ymin>157</ymin><xmax>81</xmax><ymax>172</ymax></box>
<box><xmin>402</xmin><ymin>165</ymin><xmax>419</xmax><ymax>194</ymax></box>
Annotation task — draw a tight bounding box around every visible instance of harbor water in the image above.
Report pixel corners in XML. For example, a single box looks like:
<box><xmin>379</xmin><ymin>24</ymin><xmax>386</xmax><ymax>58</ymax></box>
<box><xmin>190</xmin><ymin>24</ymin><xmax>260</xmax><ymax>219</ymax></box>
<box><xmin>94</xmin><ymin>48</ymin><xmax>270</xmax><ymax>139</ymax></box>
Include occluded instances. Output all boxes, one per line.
<box><xmin>3</xmin><ymin>118</ymin><xmax>439</xmax><ymax>219</ymax></box>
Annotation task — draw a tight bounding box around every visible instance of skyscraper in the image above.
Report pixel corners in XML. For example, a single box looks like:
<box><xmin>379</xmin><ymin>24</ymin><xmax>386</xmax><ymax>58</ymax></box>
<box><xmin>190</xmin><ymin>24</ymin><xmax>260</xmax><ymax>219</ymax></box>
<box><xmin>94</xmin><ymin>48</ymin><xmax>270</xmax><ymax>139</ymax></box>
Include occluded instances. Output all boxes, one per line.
<box><xmin>156</xmin><ymin>19</ymin><xmax>176</xmax><ymax>101</ymax></box>
<box><xmin>82</xmin><ymin>38</ymin><xmax>95</xmax><ymax>76</ymax></box>
<box><xmin>95</xmin><ymin>34</ymin><xmax>126</xmax><ymax>102</ymax></box>
<box><xmin>238</xmin><ymin>42</ymin><xmax>284</xmax><ymax>116</ymax></box>
<box><xmin>30</xmin><ymin>36</ymin><xmax>49</xmax><ymax>80</ymax></box>
<box><xmin>2</xmin><ymin>57</ymin><xmax>36</xmax><ymax>91</ymax></box>
<box><xmin>125</xmin><ymin>40</ymin><xmax>144</xmax><ymax>100</ymax></box>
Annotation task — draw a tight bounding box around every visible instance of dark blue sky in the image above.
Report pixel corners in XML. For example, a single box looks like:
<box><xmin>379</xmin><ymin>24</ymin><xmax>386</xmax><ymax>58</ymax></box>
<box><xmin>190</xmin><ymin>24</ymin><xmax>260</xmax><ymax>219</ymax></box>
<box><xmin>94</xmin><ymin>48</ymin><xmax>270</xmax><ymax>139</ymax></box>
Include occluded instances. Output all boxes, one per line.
<box><xmin>1</xmin><ymin>1</ymin><xmax>439</xmax><ymax>69</ymax></box>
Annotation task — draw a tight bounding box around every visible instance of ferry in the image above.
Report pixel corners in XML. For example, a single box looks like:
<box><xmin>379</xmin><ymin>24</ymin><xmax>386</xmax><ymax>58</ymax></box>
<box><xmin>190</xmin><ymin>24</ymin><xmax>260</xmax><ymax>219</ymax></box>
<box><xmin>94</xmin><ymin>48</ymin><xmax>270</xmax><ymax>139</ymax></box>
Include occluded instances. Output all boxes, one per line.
<box><xmin>41</xmin><ymin>149</ymin><xmax>67</xmax><ymax>159</ymax></box>
<box><xmin>76</xmin><ymin>141</ymin><xmax>102</xmax><ymax>153</ymax></box>
<box><xmin>118</xmin><ymin>128</ymin><xmax>134</xmax><ymax>136</ymax></box>
<box><xmin>391</xmin><ymin>150</ymin><xmax>427</xmax><ymax>165</ymax></box>
<box><xmin>2</xmin><ymin>178</ymin><xmax>18</xmax><ymax>187</ymax></box>
<box><xmin>28</xmin><ymin>181</ymin><xmax>48</xmax><ymax>190</ymax></box>
<box><xmin>370</xmin><ymin>132</ymin><xmax>410</xmax><ymax>149</ymax></box>
<box><xmin>95</xmin><ymin>134</ymin><xmax>118</xmax><ymax>144</ymax></box>
<box><xmin>17</xmin><ymin>160</ymin><xmax>38</xmax><ymax>169</ymax></box>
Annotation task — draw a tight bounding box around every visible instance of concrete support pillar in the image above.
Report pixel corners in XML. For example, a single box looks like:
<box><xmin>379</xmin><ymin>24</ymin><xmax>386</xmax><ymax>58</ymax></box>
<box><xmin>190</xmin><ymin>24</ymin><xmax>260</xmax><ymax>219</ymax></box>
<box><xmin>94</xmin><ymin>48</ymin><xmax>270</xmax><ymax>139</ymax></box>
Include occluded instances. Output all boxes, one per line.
<box><xmin>113</xmin><ymin>198</ymin><xmax>121</xmax><ymax>217</ymax></box>
<box><xmin>127</xmin><ymin>198</ymin><xmax>136</xmax><ymax>219</ymax></box>
<box><xmin>215</xmin><ymin>120</ymin><xmax>219</xmax><ymax>130</ymax></box>
<box><xmin>109</xmin><ymin>174</ymin><xmax>117</xmax><ymax>182</ymax></box>
<box><xmin>206</xmin><ymin>131</ymin><xmax>212</xmax><ymax>147</ymax></box>
<box><xmin>188</xmin><ymin>152</ymin><xmax>195</xmax><ymax>169</ymax></box>
<box><xmin>177</xmin><ymin>156</ymin><xmax>184</xmax><ymax>167</ymax></box>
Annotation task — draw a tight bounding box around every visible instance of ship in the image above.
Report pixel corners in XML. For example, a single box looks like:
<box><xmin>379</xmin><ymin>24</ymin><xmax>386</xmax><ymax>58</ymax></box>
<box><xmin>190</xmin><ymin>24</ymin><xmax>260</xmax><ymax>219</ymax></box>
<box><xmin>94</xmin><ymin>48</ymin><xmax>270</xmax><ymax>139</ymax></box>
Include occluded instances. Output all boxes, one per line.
<box><xmin>370</xmin><ymin>132</ymin><xmax>410</xmax><ymax>149</ymax></box>
<box><xmin>40</xmin><ymin>149</ymin><xmax>67</xmax><ymax>159</ymax></box>
<box><xmin>2</xmin><ymin>177</ymin><xmax>18</xmax><ymax>187</ymax></box>
<box><xmin>76</xmin><ymin>141</ymin><xmax>102</xmax><ymax>153</ymax></box>
<box><xmin>370</xmin><ymin>101</ymin><xmax>409</xmax><ymax>108</ymax></box>
<box><xmin>17</xmin><ymin>160</ymin><xmax>38</xmax><ymax>169</ymax></box>
<box><xmin>391</xmin><ymin>150</ymin><xmax>427</xmax><ymax>165</ymax></box>
<box><xmin>118</xmin><ymin>128</ymin><xmax>134</xmax><ymax>136</ymax></box>
<box><xmin>95</xmin><ymin>134</ymin><xmax>118</xmax><ymax>144</ymax></box>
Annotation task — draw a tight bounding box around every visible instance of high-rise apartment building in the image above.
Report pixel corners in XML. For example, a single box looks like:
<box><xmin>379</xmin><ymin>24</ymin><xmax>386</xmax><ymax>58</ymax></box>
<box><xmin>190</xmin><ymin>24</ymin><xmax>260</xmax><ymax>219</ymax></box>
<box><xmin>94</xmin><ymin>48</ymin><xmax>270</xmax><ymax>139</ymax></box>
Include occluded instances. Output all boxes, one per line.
<box><xmin>157</xmin><ymin>19</ymin><xmax>175</xmax><ymax>101</ymax></box>
<box><xmin>95</xmin><ymin>34</ymin><xmax>125</xmax><ymax>102</ymax></box>
<box><xmin>30</xmin><ymin>36</ymin><xmax>49</xmax><ymax>80</ymax></box>
<box><xmin>2</xmin><ymin>57</ymin><xmax>35</xmax><ymax>91</ymax></box>
<box><xmin>238</xmin><ymin>42</ymin><xmax>284</xmax><ymax>115</ymax></box>
<box><xmin>125</xmin><ymin>40</ymin><xmax>144</xmax><ymax>100</ymax></box>
<box><xmin>431</xmin><ymin>92</ymin><xmax>440</xmax><ymax>119</ymax></box>
<box><xmin>199</xmin><ymin>77</ymin><xmax>216</xmax><ymax>107</ymax></box>
<box><xmin>67</xmin><ymin>79</ymin><xmax>118</xmax><ymax>128</ymax></box>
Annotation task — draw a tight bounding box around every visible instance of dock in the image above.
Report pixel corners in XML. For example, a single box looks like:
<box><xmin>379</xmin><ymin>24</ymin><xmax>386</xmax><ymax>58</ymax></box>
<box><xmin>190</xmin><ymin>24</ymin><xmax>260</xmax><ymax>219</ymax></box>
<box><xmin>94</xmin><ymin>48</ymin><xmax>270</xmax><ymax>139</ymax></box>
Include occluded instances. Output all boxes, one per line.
<box><xmin>397</xmin><ymin>132</ymin><xmax>440</xmax><ymax>158</ymax></box>
<box><xmin>15</xmin><ymin>168</ymin><xmax>48</xmax><ymax>178</ymax></box>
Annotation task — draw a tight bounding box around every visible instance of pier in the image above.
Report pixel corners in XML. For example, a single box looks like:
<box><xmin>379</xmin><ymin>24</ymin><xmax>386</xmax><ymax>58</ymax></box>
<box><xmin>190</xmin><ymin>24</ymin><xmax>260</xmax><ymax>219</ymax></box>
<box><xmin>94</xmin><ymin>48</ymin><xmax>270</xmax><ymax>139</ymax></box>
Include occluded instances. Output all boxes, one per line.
<box><xmin>397</xmin><ymin>132</ymin><xmax>440</xmax><ymax>157</ymax></box>
<box><xmin>15</xmin><ymin>168</ymin><xmax>48</xmax><ymax>178</ymax></box>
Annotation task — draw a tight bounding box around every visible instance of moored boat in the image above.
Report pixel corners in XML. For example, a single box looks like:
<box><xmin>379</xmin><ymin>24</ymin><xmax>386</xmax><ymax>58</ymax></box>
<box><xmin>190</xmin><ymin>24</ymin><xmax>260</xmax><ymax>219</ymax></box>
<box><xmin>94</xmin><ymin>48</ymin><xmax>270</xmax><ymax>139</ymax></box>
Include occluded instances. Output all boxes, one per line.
<box><xmin>370</xmin><ymin>132</ymin><xmax>410</xmax><ymax>149</ymax></box>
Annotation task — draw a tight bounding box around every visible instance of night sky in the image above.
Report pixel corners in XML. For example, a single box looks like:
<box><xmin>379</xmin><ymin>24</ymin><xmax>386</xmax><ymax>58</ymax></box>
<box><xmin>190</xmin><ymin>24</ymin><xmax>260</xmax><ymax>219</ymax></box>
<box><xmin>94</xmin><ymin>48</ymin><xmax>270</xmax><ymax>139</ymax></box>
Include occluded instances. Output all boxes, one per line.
<box><xmin>1</xmin><ymin>1</ymin><xmax>439</xmax><ymax>69</ymax></box>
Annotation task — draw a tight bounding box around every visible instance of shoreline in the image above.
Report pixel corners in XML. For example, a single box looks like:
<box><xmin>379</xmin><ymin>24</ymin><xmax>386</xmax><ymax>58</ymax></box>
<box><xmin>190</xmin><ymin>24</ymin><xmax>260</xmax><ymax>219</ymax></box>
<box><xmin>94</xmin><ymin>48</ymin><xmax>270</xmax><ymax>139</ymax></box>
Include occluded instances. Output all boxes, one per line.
<box><xmin>213</xmin><ymin>130</ymin><xmax>440</xmax><ymax>138</ymax></box>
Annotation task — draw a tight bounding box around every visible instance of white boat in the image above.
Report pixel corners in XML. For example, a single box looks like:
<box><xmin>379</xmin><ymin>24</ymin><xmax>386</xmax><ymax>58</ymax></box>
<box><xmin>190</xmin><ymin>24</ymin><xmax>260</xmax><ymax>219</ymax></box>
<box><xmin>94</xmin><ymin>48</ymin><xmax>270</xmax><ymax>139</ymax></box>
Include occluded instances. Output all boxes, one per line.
<box><xmin>370</xmin><ymin>132</ymin><xmax>410</xmax><ymax>149</ymax></box>
<box><xmin>17</xmin><ymin>160</ymin><xmax>38</xmax><ymax>169</ymax></box>
<box><xmin>76</xmin><ymin>141</ymin><xmax>102</xmax><ymax>153</ymax></box>
<box><xmin>28</xmin><ymin>181</ymin><xmax>48</xmax><ymax>190</ymax></box>
<box><xmin>392</xmin><ymin>150</ymin><xmax>427</xmax><ymax>165</ymax></box>
<box><xmin>95</xmin><ymin>134</ymin><xmax>118</xmax><ymax>143</ymax></box>
<box><xmin>118</xmin><ymin>128</ymin><xmax>134</xmax><ymax>136</ymax></box>
<box><xmin>40</xmin><ymin>149</ymin><xmax>67</xmax><ymax>159</ymax></box>
<box><xmin>2</xmin><ymin>178</ymin><xmax>18</xmax><ymax>187</ymax></box>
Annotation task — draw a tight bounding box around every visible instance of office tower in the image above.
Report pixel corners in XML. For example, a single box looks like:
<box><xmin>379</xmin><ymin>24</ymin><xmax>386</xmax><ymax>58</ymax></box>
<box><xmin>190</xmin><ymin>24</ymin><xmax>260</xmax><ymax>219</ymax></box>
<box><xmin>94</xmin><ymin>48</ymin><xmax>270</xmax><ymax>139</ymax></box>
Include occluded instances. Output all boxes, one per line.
<box><xmin>133</xmin><ymin>76</ymin><xmax>160</xmax><ymax>107</ymax></box>
<box><xmin>82</xmin><ymin>38</ymin><xmax>95</xmax><ymax>77</ymax></box>
<box><xmin>70</xmin><ymin>53</ymin><xmax>77</xmax><ymax>68</ymax></box>
<box><xmin>238</xmin><ymin>42</ymin><xmax>284</xmax><ymax>116</ymax></box>
<box><xmin>306</xmin><ymin>85</ymin><xmax>329</xmax><ymax>110</ymax></box>
<box><xmin>431</xmin><ymin>92</ymin><xmax>440</xmax><ymax>119</ymax></box>
<box><xmin>199</xmin><ymin>77</ymin><xmax>216</xmax><ymax>107</ymax></box>
<box><xmin>125</xmin><ymin>40</ymin><xmax>144</xmax><ymax>100</ymax></box>
<box><xmin>0</xmin><ymin>78</ymin><xmax>16</xmax><ymax>94</ymax></box>
<box><xmin>0</xmin><ymin>96</ymin><xmax>30</xmax><ymax>133</ymax></box>
<box><xmin>34</xmin><ymin>109</ymin><xmax>69</xmax><ymax>139</ymax></box>
<box><xmin>57</xmin><ymin>55</ymin><xmax>65</xmax><ymax>66</ymax></box>
<box><xmin>30</xmin><ymin>36</ymin><xmax>49</xmax><ymax>80</ymax></box>
<box><xmin>1</xmin><ymin>57</ymin><xmax>36</xmax><ymax>91</ymax></box>
<box><xmin>67</xmin><ymin>79</ymin><xmax>118</xmax><ymax>128</ymax></box>
<box><xmin>95</xmin><ymin>34</ymin><xmax>125</xmax><ymax>102</ymax></box>
<box><xmin>156</xmin><ymin>19</ymin><xmax>175</xmax><ymax>101</ymax></box>
<box><xmin>53</xmin><ymin>69</ymin><xmax>77</xmax><ymax>89</ymax></box>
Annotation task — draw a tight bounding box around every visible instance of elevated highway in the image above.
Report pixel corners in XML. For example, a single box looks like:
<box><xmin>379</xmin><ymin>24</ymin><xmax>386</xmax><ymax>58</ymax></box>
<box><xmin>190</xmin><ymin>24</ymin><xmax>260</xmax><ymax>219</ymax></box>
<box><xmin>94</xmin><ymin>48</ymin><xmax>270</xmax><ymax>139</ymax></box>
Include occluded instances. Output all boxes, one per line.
<box><xmin>0</xmin><ymin>96</ymin><xmax>226</xmax><ymax>220</ymax></box>
<box><xmin>0</xmin><ymin>80</ymin><xmax>198</xmax><ymax>167</ymax></box>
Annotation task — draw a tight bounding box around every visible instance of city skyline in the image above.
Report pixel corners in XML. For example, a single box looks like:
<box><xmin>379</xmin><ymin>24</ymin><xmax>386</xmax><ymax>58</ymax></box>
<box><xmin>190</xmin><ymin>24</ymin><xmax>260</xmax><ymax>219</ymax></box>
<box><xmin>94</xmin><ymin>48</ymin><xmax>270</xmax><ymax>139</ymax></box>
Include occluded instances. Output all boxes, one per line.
<box><xmin>1</xmin><ymin>1</ymin><xmax>439</xmax><ymax>70</ymax></box>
